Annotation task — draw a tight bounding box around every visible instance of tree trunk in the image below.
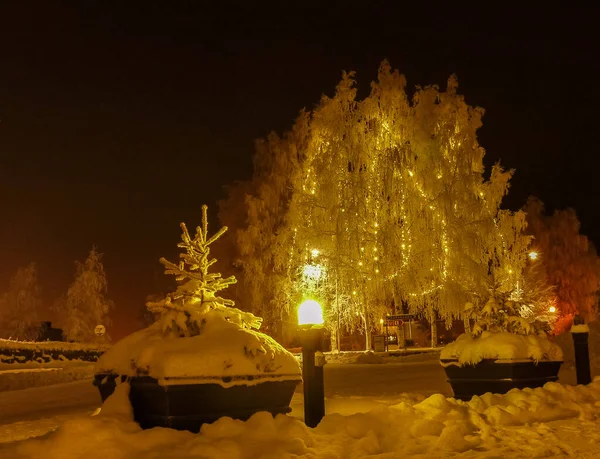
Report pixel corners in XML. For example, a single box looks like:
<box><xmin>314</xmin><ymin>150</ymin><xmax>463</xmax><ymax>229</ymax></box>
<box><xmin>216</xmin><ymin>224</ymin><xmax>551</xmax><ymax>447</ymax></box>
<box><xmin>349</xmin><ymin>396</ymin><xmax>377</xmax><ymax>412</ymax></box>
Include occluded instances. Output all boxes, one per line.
<box><xmin>430</xmin><ymin>312</ymin><xmax>438</xmax><ymax>348</ymax></box>
<box><xmin>329</xmin><ymin>321</ymin><xmax>340</xmax><ymax>353</ymax></box>
<box><xmin>463</xmin><ymin>316</ymin><xmax>471</xmax><ymax>335</ymax></box>
<box><xmin>364</xmin><ymin>314</ymin><xmax>372</xmax><ymax>350</ymax></box>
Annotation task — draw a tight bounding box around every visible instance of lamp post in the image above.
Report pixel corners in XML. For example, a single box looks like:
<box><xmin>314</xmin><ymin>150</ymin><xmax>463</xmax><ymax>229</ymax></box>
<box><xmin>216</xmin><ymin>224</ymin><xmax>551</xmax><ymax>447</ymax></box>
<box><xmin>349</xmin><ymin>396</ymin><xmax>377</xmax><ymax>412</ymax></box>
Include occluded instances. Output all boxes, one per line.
<box><xmin>298</xmin><ymin>299</ymin><xmax>326</xmax><ymax>428</ymax></box>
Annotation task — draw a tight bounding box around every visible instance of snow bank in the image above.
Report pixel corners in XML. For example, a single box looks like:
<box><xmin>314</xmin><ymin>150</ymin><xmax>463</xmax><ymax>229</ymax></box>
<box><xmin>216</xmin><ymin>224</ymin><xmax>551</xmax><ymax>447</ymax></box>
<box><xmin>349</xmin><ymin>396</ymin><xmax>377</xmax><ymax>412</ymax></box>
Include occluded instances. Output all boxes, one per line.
<box><xmin>0</xmin><ymin>339</ymin><xmax>109</xmax><ymax>352</ymax></box>
<box><xmin>321</xmin><ymin>349</ymin><xmax>440</xmax><ymax>365</ymax></box>
<box><xmin>354</xmin><ymin>351</ymin><xmax>385</xmax><ymax>364</ymax></box>
<box><xmin>7</xmin><ymin>378</ymin><xmax>600</xmax><ymax>458</ymax></box>
<box><xmin>0</xmin><ymin>365</ymin><xmax>94</xmax><ymax>392</ymax></box>
<box><xmin>95</xmin><ymin>320</ymin><xmax>301</xmax><ymax>387</ymax></box>
<box><xmin>440</xmin><ymin>331</ymin><xmax>563</xmax><ymax>365</ymax></box>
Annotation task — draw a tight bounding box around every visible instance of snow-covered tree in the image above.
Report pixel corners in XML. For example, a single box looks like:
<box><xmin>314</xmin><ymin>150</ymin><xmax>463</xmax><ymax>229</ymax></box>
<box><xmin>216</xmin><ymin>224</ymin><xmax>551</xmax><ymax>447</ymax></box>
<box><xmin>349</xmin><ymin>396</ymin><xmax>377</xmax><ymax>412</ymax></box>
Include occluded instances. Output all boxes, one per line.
<box><xmin>147</xmin><ymin>205</ymin><xmax>262</xmax><ymax>337</ymax></box>
<box><xmin>61</xmin><ymin>248</ymin><xmax>113</xmax><ymax>342</ymax></box>
<box><xmin>524</xmin><ymin>196</ymin><xmax>600</xmax><ymax>327</ymax></box>
<box><xmin>0</xmin><ymin>263</ymin><xmax>41</xmax><ymax>340</ymax></box>
<box><xmin>226</xmin><ymin>60</ymin><xmax>532</xmax><ymax>350</ymax></box>
<box><xmin>221</xmin><ymin>124</ymin><xmax>305</xmax><ymax>342</ymax></box>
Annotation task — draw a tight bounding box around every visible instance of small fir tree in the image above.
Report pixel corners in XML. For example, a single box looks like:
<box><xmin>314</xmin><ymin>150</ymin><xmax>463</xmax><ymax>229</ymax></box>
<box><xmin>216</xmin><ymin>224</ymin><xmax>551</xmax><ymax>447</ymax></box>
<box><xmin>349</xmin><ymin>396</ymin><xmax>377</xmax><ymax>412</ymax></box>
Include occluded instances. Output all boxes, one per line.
<box><xmin>61</xmin><ymin>248</ymin><xmax>113</xmax><ymax>342</ymax></box>
<box><xmin>147</xmin><ymin>205</ymin><xmax>262</xmax><ymax>337</ymax></box>
<box><xmin>0</xmin><ymin>263</ymin><xmax>41</xmax><ymax>340</ymax></box>
<box><xmin>463</xmin><ymin>275</ymin><xmax>551</xmax><ymax>338</ymax></box>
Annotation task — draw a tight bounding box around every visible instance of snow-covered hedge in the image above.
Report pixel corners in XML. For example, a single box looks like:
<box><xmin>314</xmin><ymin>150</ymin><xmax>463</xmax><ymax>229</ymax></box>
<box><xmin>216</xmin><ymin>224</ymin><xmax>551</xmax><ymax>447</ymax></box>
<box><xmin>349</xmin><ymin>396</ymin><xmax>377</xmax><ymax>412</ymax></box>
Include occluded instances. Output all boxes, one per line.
<box><xmin>0</xmin><ymin>338</ymin><xmax>109</xmax><ymax>351</ymax></box>
<box><xmin>0</xmin><ymin>339</ymin><xmax>107</xmax><ymax>365</ymax></box>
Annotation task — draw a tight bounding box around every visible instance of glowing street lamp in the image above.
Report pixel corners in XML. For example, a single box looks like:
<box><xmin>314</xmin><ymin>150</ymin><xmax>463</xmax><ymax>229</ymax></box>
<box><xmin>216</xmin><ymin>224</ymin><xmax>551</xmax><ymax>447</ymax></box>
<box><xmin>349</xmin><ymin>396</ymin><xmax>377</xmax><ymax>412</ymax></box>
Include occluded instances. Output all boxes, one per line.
<box><xmin>549</xmin><ymin>305</ymin><xmax>556</xmax><ymax>313</ymax></box>
<box><xmin>297</xmin><ymin>299</ymin><xmax>326</xmax><ymax>428</ymax></box>
<box><xmin>529</xmin><ymin>251</ymin><xmax>539</xmax><ymax>260</ymax></box>
<box><xmin>298</xmin><ymin>299</ymin><xmax>324</xmax><ymax>326</ymax></box>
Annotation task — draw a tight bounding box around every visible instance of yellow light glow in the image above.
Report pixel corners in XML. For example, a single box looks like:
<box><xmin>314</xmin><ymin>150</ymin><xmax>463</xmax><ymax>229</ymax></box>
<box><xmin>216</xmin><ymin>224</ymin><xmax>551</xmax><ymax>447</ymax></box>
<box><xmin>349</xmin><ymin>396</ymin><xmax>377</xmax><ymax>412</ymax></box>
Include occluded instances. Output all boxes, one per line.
<box><xmin>379</xmin><ymin>318</ymin><xmax>384</xmax><ymax>324</ymax></box>
<box><xmin>302</xmin><ymin>264</ymin><xmax>323</xmax><ymax>281</ymax></box>
<box><xmin>408</xmin><ymin>170</ymin><xmax>414</xmax><ymax>177</ymax></box>
<box><xmin>311</xmin><ymin>249</ymin><xmax>319</xmax><ymax>257</ymax></box>
<box><xmin>529</xmin><ymin>251</ymin><xmax>538</xmax><ymax>260</ymax></box>
<box><xmin>549</xmin><ymin>305</ymin><xmax>556</xmax><ymax>313</ymax></box>
<box><xmin>298</xmin><ymin>300</ymin><xmax>324</xmax><ymax>326</ymax></box>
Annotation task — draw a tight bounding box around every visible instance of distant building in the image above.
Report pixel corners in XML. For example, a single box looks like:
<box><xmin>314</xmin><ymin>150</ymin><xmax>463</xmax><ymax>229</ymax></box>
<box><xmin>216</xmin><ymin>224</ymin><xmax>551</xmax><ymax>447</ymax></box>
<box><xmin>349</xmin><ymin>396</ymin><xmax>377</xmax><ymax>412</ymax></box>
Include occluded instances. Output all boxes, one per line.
<box><xmin>36</xmin><ymin>321</ymin><xmax>64</xmax><ymax>342</ymax></box>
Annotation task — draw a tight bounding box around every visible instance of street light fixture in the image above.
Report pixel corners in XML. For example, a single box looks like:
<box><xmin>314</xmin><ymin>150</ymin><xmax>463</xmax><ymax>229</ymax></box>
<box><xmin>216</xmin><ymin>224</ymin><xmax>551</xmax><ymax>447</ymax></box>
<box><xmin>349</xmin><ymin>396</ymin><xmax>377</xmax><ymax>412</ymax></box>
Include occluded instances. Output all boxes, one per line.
<box><xmin>297</xmin><ymin>299</ymin><xmax>326</xmax><ymax>428</ymax></box>
<box><xmin>529</xmin><ymin>251</ymin><xmax>539</xmax><ymax>260</ymax></box>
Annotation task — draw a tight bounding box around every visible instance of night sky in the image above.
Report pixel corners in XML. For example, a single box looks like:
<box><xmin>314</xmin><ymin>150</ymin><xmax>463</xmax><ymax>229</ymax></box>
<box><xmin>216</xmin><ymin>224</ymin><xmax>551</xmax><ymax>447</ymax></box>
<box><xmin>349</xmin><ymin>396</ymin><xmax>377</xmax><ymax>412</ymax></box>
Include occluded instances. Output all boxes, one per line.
<box><xmin>1</xmin><ymin>4</ymin><xmax>598</xmax><ymax>339</ymax></box>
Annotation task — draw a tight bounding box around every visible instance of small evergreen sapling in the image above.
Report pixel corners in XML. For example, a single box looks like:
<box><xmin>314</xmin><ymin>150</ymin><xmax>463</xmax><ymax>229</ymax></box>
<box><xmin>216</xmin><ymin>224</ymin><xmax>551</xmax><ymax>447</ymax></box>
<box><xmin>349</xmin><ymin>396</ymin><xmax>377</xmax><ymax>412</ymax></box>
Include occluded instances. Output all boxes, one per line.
<box><xmin>147</xmin><ymin>205</ymin><xmax>262</xmax><ymax>337</ymax></box>
<box><xmin>464</xmin><ymin>277</ymin><xmax>552</xmax><ymax>338</ymax></box>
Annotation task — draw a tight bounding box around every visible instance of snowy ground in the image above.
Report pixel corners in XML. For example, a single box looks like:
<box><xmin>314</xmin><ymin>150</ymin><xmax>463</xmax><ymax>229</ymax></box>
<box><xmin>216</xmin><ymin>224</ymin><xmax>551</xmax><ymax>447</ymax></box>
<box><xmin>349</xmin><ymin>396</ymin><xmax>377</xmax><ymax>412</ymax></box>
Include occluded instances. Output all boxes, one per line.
<box><xmin>0</xmin><ymin>351</ymin><xmax>599</xmax><ymax>458</ymax></box>
<box><xmin>0</xmin><ymin>364</ymin><xmax>95</xmax><ymax>391</ymax></box>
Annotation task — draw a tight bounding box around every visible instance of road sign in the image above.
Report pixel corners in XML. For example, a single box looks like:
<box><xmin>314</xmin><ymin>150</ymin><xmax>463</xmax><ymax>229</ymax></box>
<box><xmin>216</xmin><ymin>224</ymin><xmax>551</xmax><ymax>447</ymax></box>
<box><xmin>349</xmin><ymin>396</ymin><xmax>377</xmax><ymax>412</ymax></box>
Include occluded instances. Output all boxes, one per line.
<box><xmin>386</xmin><ymin>314</ymin><xmax>416</xmax><ymax>321</ymax></box>
<box><xmin>387</xmin><ymin>319</ymin><xmax>403</xmax><ymax>327</ymax></box>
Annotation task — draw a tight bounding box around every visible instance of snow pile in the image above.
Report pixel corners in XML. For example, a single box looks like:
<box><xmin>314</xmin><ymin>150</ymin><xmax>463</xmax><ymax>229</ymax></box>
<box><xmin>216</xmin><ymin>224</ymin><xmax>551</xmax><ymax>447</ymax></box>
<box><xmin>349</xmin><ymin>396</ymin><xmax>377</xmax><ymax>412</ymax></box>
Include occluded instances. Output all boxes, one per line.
<box><xmin>354</xmin><ymin>351</ymin><xmax>385</xmax><ymax>365</ymax></box>
<box><xmin>321</xmin><ymin>349</ymin><xmax>440</xmax><ymax>365</ymax></box>
<box><xmin>96</xmin><ymin>320</ymin><xmax>301</xmax><ymax>387</ymax></box>
<box><xmin>6</xmin><ymin>378</ymin><xmax>600</xmax><ymax>458</ymax></box>
<box><xmin>440</xmin><ymin>331</ymin><xmax>563</xmax><ymax>365</ymax></box>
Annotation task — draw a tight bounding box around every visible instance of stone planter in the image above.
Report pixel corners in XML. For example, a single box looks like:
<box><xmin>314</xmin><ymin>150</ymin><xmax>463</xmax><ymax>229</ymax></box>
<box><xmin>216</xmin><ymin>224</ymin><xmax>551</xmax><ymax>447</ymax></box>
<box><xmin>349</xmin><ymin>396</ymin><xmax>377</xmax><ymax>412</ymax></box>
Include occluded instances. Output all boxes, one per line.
<box><xmin>94</xmin><ymin>373</ymin><xmax>300</xmax><ymax>432</ymax></box>
<box><xmin>441</xmin><ymin>359</ymin><xmax>562</xmax><ymax>401</ymax></box>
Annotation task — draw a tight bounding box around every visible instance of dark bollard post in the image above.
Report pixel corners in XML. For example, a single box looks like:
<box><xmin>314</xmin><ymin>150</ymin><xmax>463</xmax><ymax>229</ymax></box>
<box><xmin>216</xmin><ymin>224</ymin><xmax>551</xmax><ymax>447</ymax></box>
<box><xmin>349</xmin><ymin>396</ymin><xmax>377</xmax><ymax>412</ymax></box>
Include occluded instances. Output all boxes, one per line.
<box><xmin>571</xmin><ymin>315</ymin><xmax>592</xmax><ymax>386</ymax></box>
<box><xmin>300</xmin><ymin>326</ymin><xmax>325</xmax><ymax>428</ymax></box>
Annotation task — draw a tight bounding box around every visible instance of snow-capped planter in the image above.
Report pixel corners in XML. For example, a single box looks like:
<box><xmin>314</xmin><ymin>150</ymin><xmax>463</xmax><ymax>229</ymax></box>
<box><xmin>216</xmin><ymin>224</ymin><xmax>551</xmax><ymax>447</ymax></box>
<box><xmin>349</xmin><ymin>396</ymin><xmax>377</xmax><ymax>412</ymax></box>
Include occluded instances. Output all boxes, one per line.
<box><xmin>94</xmin><ymin>206</ymin><xmax>301</xmax><ymax>432</ymax></box>
<box><xmin>440</xmin><ymin>290</ymin><xmax>563</xmax><ymax>401</ymax></box>
<box><xmin>440</xmin><ymin>332</ymin><xmax>563</xmax><ymax>400</ymax></box>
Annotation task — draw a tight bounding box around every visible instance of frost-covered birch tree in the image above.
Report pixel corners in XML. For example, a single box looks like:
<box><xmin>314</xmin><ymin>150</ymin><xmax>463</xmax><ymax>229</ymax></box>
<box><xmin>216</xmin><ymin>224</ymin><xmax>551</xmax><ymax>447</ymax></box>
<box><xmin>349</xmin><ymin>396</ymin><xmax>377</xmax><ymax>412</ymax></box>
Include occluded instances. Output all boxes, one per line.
<box><xmin>60</xmin><ymin>248</ymin><xmax>113</xmax><ymax>342</ymax></box>
<box><xmin>228</xmin><ymin>60</ymin><xmax>532</xmax><ymax>350</ymax></box>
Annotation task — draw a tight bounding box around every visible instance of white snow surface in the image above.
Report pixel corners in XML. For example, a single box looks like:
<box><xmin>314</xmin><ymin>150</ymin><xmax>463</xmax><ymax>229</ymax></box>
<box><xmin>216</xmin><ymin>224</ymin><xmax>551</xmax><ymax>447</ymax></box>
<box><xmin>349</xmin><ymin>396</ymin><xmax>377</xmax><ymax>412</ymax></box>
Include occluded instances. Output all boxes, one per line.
<box><xmin>440</xmin><ymin>331</ymin><xmax>564</xmax><ymax>365</ymax></box>
<box><xmin>95</xmin><ymin>320</ymin><xmax>301</xmax><ymax>387</ymax></box>
<box><xmin>5</xmin><ymin>377</ymin><xmax>600</xmax><ymax>458</ymax></box>
<box><xmin>0</xmin><ymin>365</ymin><xmax>94</xmax><ymax>391</ymax></box>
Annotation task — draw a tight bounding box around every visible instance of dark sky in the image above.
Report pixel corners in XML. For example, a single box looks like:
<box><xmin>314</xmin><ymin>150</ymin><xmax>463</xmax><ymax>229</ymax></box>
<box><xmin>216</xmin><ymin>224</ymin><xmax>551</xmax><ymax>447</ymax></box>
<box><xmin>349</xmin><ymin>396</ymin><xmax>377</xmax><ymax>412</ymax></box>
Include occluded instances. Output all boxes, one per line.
<box><xmin>1</xmin><ymin>4</ymin><xmax>598</xmax><ymax>339</ymax></box>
